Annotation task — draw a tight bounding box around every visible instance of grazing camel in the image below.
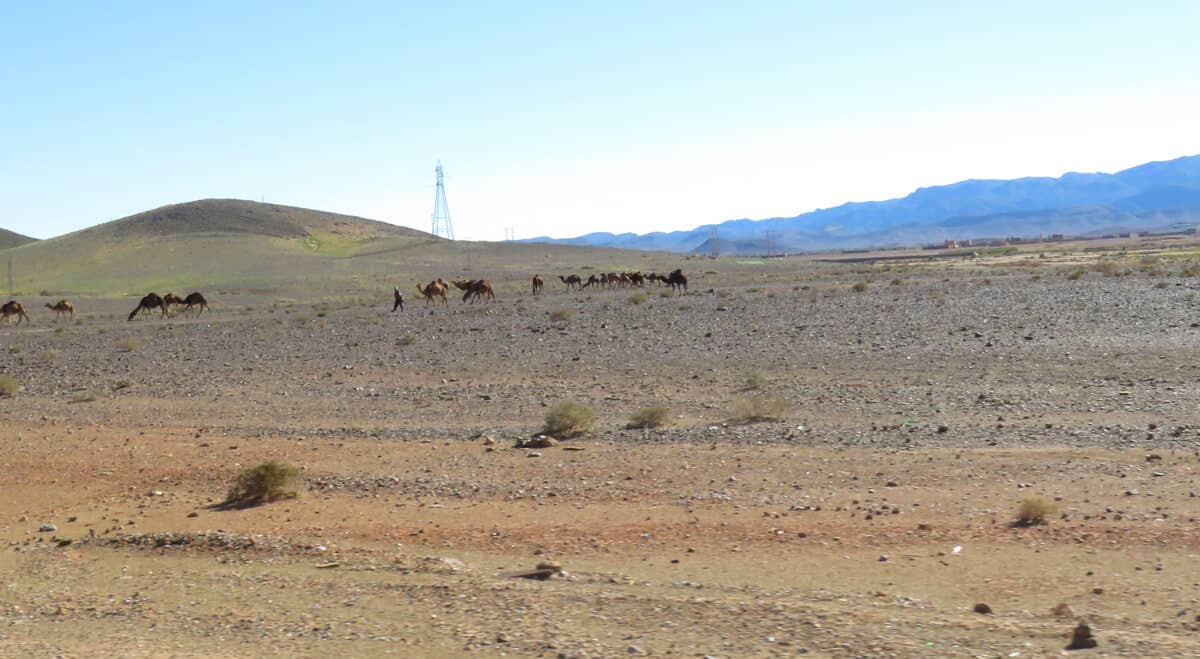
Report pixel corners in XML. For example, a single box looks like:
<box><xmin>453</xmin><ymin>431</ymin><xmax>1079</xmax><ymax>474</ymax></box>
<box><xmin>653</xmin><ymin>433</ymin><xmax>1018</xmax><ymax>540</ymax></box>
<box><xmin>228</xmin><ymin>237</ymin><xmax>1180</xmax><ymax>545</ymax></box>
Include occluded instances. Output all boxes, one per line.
<box><xmin>628</xmin><ymin>272</ymin><xmax>645</xmax><ymax>287</ymax></box>
<box><xmin>180</xmin><ymin>292</ymin><xmax>208</xmax><ymax>315</ymax></box>
<box><xmin>531</xmin><ymin>275</ymin><xmax>544</xmax><ymax>295</ymax></box>
<box><xmin>666</xmin><ymin>268</ymin><xmax>688</xmax><ymax>293</ymax></box>
<box><xmin>1</xmin><ymin>301</ymin><xmax>30</xmax><ymax>325</ymax></box>
<box><xmin>452</xmin><ymin>279</ymin><xmax>496</xmax><ymax>304</ymax></box>
<box><xmin>415</xmin><ymin>280</ymin><xmax>449</xmax><ymax>306</ymax></box>
<box><xmin>162</xmin><ymin>293</ymin><xmax>185</xmax><ymax>314</ymax></box>
<box><xmin>392</xmin><ymin>288</ymin><xmax>405</xmax><ymax>312</ymax></box>
<box><xmin>559</xmin><ymin>274</ymin><xmax>581</xmax><ymax>291</ymax></box>
<box><xmin>127</xmin><ymin>293</ymin><xmax>167</xmax><ymax>321</ymax></box>
<box><xmin>581</xmin><ymin>274</ymin><xmax>600</xmax><ymax>289</ymax></box>
<box><xmin>45</xmin><ymin>299</ymin><xmax>75</xmax><ymax>320</ymax></box>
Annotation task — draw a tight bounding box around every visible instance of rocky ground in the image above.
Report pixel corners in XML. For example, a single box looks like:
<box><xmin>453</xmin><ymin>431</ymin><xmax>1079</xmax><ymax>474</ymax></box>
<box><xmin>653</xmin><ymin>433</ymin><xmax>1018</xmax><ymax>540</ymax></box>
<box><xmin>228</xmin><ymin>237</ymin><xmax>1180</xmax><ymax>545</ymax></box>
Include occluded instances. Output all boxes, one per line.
<box><xmin>2</xmin><ymin>249</ymin><xmax>1200</xmax><ymax>656</ymax></box>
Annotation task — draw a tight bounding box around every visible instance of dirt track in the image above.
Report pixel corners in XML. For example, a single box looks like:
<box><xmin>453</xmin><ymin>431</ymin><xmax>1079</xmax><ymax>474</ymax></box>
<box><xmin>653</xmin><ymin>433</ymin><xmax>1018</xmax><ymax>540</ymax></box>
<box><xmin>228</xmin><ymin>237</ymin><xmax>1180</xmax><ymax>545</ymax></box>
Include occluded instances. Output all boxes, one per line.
<box><xmin>3</xmin><ymin>259</ymin><xmax>1200</xmax><ymax>656</ymax></box>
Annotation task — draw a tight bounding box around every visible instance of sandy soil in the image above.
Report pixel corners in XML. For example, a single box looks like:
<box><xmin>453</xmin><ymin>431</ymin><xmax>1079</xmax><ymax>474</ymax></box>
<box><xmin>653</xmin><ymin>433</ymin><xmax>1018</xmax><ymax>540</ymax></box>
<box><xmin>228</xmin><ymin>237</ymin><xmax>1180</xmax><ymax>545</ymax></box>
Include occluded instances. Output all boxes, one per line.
<box><xmin>2</xmin><ymin>256</ymin><xmax>1200</xmax><ymax>657</ymax></box>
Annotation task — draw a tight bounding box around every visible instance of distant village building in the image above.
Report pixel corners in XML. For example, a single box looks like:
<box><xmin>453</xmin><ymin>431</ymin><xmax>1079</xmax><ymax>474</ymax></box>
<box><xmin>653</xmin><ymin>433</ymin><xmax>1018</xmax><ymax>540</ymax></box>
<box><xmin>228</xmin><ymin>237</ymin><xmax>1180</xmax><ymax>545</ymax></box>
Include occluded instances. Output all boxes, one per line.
<box><xmin>944</xmin><ymin>239</ymin><xmax>958</xmax><ymax>249</ymax></box>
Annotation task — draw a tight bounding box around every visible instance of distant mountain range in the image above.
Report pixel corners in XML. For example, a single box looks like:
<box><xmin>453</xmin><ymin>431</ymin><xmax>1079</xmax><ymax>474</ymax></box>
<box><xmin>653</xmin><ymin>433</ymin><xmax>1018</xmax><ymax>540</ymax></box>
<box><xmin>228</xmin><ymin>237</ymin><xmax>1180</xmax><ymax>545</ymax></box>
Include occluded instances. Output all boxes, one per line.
<box><xmin>521</xmin><ymin>154</ymin><xmax>1200</xmax><ymax>254</ymax></box>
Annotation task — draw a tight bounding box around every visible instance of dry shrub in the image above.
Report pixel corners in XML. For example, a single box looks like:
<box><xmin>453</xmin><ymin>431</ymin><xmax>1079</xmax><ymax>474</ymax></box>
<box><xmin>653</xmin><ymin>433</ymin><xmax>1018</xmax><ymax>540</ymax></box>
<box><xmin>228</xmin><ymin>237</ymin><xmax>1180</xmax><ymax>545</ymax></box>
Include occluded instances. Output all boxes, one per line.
<box><xmin>1092</xmin><ymin>259</ymin><xmax>1126</xmax><ymax>277</ymax></box>
<box><xmin>0</xmin><ymin>376</ymin><xmax>19</xmax><ymax>397</ymax></box>
<box><xmin>851</xmin><ymin>282</ymin><xmax>869</xmax><ymax>293</ymax></box>
<box><xmin>549</xmin><ymin>308</ymin><xmax>576</xmax><ymax>322</ymax></box>
<box><xmin>1016</xmin><ymin>496</ymin><xmax>1056</xmax><ymax>526</ymax></box>
<box><xmin>542</xmin><ymin>401</ymin><xmax>596</xmax><ymax>437</ymax></box>
<box><xmin>744</xmin><ymin>370</ymin><xmax>766</xmax><ymax>390</ymax></box>
<box><xmin>628</xmin><ymin>406</ymin><xmax>670</xmax><ymax>429</ymax></box>
<box><xmin>225</xmin><ymin>461</ymin><xmax>300</xmax><ymax>507</ymax></box>
<box><xmin>118</xmin><ymin>337</ymin><xmax>142</xmax><ymax>352</ymax></box>
<box><xmin>730</xmin><ymin>394</ymin><xmax>789</xmax><ymax>423</ymax></box>
<box><xmin>396</xmin><ymin>332</ymin><xmax>418</xmax><ymax>346</ymax></box>
<box><xmin>628</xmin><ymin>293</ymin><xmax>647</xmax><ymax>305</ymax></box>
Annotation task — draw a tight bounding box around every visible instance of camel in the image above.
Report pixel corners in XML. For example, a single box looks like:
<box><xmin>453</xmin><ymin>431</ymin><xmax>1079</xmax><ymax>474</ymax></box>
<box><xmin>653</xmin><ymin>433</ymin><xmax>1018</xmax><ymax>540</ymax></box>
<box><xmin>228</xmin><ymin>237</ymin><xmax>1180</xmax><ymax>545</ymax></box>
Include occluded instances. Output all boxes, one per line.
<box><xmin>1</xmin><ymin>301</ymin><xmax>30</xmax><ymax>325</ymax></box>
<box><xmin>453</xmin><ymin>279</ymin><xmax>496</xmax><ymax>304</ymax></box>
<box><xmin>162</xmin><ymin>293</ymin><xmax>185</xmax><ymax>314</ymax></box>
<box><xmin>45</xmin><ymin>299</ymin><xmax>75</xmax><ymax>320</ymax></box>
<box><xmin>180</xmin><ymin>292</ymin><xmax>208</xmax><ymax>315</ymax></box>
<box><xmin>628</xmin><ymin>272</ymin><xmax>645</xmax><ymax>287</ymax></box>
<box><xmin>581</xmin><ymin>274</ymin><xmax>600</xmax><ymax>289</ymax></box>
<box><xmin>392</xmin><ymin>288</ymin><xmax>405</xmax><ymax>312</ymax></box>
<box><xmin>415</xmin><ymin>280</ymin><xmax>448</xmax><ymax>306</ymax></box>
<box><xmin>127</xmin><ymin>293</ymin><xmax>167</xmax><ymax>321</ymax></box>
<box><xmin>559</xmin><ymin>274</ymin><xmax>582</xmax><ymax>291</ymax></box>
<box><xmin>532</xmin><ymin>275</ymin><xmax>544</xmax><ymax>295</ymax></box>
<box><xmin>666</xmin><ymin>268</ymin><xmax>688</xmax><ymax>293</ymax></box>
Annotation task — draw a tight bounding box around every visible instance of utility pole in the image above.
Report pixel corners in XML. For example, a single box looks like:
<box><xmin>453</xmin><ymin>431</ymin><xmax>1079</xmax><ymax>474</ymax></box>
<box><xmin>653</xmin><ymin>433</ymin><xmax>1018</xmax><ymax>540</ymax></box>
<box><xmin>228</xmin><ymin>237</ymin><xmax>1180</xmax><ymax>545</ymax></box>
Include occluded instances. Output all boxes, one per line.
<box><xmin>710</xmin><ymin>227</ymin><xmax>719</xmax><ymax>258</ymax></box>
<box><xmin>430</xmin><ymin>161</ymin><xmax>455</xmax><ymax>240</ymax></box>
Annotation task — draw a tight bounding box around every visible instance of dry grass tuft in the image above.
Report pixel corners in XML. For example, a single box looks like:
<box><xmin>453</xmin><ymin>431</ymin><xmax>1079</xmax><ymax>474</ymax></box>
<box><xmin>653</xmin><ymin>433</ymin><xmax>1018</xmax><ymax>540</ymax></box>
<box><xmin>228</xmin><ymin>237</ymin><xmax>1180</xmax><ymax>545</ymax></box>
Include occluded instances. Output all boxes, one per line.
<box><xmin>549</xmin><ymin>308</ymin><xmax>576</xmax><ymax>322</ymax></box>
<box><xmin>729</xmin><ymin>394</ymin><xmax>789</xmax><ymax>423</ymax></box>
<box><xmin>542</xmin><ymin>401</ymin><xmax>596</xmax><ymax>437</ymax></box>
<box><xmin>628</xmin><ymin>406</ymin><xmax>670</xmax><ymax>429</ymax></box>
<box><xmin>0</xmin><ymin>376</ymin><xmax>19</xmax><ymax>397</ymax></box>
<box><xmin>224</xmin><ymin>461</ymin><xmax>301</xmax><ymax>508</ymax></box>
<box><xmin>1015</xmin><ymin>496</ymin><xmax>1056</xmax><ymax>526</ymax></box>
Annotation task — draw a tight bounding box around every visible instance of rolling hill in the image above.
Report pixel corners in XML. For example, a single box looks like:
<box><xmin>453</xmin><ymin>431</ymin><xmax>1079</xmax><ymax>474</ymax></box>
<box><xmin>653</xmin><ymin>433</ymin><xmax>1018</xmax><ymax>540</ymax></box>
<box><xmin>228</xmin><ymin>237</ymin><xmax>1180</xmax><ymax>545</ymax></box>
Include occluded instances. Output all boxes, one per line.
<box><xmin>523</xmin><ymin>154</ymin><xmax>1200</xmax><ymax>254</ymax></box>
<box><xmin>0</xmin><ymin>199</ymin><xmax>683</xmax><ymax>297</ymax></box>
<box><xmin>0</xmin><ymin>228</ymin><xmax>37</xmax><ymax>250</ymax></box>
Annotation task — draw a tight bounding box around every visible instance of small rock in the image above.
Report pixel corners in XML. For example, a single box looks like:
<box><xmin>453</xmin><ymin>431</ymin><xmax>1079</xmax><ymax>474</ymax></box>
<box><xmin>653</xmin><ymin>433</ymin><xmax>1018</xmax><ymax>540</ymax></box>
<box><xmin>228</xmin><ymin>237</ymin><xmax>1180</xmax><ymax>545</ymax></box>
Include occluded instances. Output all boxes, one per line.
<box><xmin>1065</xmin><ymin>621</ymin><xmax>1097</xmax><ymax>650</ymax></box>
<box><xmin>1051</xmin><ymin>602</ymin><xmax>1075</xmax><ymax>617</ymax></box>
<box><xmin>626</xmin><ymin>647</ymin><xmax>644</xmax><ymax>655</ymax></box>
<box><xmin>878</xmin><ymin>554</ymin><xmax>889</xmax><ymax>562</ymax></box>
<box><xmin>187</xmin><ymin>512</ymin><xmax>199</xmax><ymax>518</ymax></box>
<box><xmin>973</xmin><ymin>603</ymin><xmax>993</xmax><ymax>614</ymax></box>
<box><xmin>38</xmin><ymin>524</ymin><xmax>57</xmax><ymax>533</ymax></box>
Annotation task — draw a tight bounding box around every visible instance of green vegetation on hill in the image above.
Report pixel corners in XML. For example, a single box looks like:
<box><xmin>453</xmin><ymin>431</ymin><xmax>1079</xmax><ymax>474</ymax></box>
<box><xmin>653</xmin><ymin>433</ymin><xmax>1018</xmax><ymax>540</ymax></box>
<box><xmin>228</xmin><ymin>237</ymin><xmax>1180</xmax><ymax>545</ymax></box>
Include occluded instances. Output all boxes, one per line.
<box><xmin>0</xmin><ymin>199</ymin><xmax>689</xmax><ymax>297</ymax></box>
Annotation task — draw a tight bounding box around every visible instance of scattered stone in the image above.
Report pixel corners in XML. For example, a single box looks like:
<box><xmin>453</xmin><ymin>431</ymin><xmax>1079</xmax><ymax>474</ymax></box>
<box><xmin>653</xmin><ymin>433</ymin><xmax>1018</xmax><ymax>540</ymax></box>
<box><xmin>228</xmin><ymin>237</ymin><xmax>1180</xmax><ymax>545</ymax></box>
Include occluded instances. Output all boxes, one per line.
<box><xmin>1065</xmin><ymin>621</ymin><xmax>1097</xmax><ymax>650</ymax></box>
<box><xmin>38</xmin><ymin>524</ymin><xmax>56</xmax><ymax>533</ymax></box>
<box><xmin>187</xmin><ymin>511</ymin><xmax>199</xmax><ymax>518</ymax></box>
<box><xmin>516</xmin><ymin>435</ymin><xmax>559</xmax><ymax>449</ymax></box>
<box><xmin>1051</xmin><ymin>602</ymin><xmax>1075</xmax><ymax>617</ymax></box>
<box><xmin>973</xmin><ymin>603</ymin><xmax>993</xmax><ymax>614</ymax></box>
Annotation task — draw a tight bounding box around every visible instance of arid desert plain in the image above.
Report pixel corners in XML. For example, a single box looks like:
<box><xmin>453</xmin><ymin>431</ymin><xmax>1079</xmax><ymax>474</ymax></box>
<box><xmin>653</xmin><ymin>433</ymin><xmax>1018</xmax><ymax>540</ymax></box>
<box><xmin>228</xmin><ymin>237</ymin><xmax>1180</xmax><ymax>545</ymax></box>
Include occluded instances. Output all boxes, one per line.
<box><xmin>4</xmin><ymin>239</ymin><xmax>1200</xmax><ymax>657</ymax></box>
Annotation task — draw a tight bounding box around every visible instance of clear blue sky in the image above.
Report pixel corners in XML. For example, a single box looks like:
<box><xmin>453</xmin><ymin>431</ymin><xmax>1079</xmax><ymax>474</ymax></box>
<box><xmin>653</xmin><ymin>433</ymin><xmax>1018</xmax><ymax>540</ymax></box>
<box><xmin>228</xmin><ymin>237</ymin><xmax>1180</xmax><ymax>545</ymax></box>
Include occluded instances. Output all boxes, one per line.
<box><xmin>2</xmin><ymin>1</ymin><xmax>1198</xmax><ymax>240</ymax></box>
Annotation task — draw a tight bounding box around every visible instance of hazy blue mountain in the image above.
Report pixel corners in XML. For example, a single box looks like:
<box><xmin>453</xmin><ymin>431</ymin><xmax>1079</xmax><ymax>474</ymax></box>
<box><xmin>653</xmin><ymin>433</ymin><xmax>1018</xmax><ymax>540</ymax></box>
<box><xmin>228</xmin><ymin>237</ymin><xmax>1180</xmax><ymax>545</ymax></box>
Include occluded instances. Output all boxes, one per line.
<box><xmin>521</xmin><ymin>154</ymin><xmax>1200</xmax><ymax>254</ymax></box>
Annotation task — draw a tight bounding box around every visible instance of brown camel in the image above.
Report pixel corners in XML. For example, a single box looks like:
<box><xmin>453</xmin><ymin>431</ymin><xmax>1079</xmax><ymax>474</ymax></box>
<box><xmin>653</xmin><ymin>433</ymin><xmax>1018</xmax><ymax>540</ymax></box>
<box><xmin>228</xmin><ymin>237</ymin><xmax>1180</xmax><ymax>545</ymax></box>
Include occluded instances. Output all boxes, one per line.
<box><xmin>162</xmin><ymin>293</ymin><xmax>185</xmax><ymax>314</ymax></box>
<box><xmin>415</xmin><ymin>280</ymin><xmax>448</xmax><ymax>306</ymax></box>
<box><xmin>581</xmin><ymin>274</ymin><xmax>600</xmax><ymax>289</ymax></box>
<box><xmin>666</xmin><ymin>268</ymin><xmax>688</xmax><ymax>293</ymax></box>
<box><xmin>180</xmin><ymin>292</ymin><xmax>208</xmax><ymax>315</ymax></box>
<box><xmin>392</xmin><ymin>288</ymin><xmax>405</xmax><ymax>312</ymax></box>
<box><xmin>452</xmin><ymin>279</ymin><xmax>496</xmax><ymax>304</ymax></box>
<box><xmin>559</xmin><ymin>274</ymin><xmax>581</xmax><ymax>291</ymax></box>
<box><xmin>128</xmin><ymin>293</ymin><xmax>167</xmax><ymax>321</ymax></box>
<box><xmin>532</xmin><ymin>274</ymin><xmax>544</xmax><ymax>295</ymax></box>
<box><xmin>45</xmin><ymin>299</ymin><xmax>75</xmax><ymax>320</ymax></box>
<box><xmin>1</xmin><ymin>301</ymin><xmax>30</xmax><ymax>325</ymax></box>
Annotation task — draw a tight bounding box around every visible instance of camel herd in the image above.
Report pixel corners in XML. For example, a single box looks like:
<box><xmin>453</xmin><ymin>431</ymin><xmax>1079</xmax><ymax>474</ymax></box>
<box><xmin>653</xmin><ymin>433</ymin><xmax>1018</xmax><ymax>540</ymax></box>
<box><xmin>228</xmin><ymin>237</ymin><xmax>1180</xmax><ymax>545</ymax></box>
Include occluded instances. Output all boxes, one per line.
<box><xmin>557</xmin><ymin>269</ymin><xmax>687</xmax><ymax>293</ymax></box>
<box><xmin>127</xmin><ymin>292</ymin><xmax>208</xmax><ymax>320</ymax></box>
<box><xmin>2</xmin><ymin>299</ymin><xmax>72</xmax><ymax>325</ymax></box>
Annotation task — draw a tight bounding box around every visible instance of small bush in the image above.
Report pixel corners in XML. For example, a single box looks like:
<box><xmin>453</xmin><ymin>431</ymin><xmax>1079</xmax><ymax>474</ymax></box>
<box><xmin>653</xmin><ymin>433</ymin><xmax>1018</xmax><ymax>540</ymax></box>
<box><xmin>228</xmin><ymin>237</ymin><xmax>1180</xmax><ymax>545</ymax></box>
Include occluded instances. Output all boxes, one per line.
<box><xmin>542</xmin><ymin>401</ymin><xmax>596</xmax><ymax>437</ymax></box>
<box><xmin>1093</xmin><ymin>259</ymin><xmax>1126</xmax><ymax>277</ymax></box>
<box><xmin>628</xmin><ymin>406</ymin><xmax>670</xmax><ymax>429</ymax></box>
<box><xmin>851</xmin><ymin>282</ymin><xmax>869</xmax><ymax>293</ymax></box>
<box><xmin>549</xmin><ymin>308</ymin><xmax>576</xmax><ymax>322</ymax></box>
<box><xmin>118</xmin><ymin>337</ymin><xmax>142</xmax><ymax>352</ymax></box>
<box><xmin>744</xmin><ymin>370</ymin><xmax>766</xmax><ymax>390</ymax></box>
<box><xmin>0</xmin><ymin>376</ymin><xmax>19</xmax><ymax>396</ymax></box>
<box><xmin>890</xmin><ymin>278</ymin><xmax>902</xmax><ymax>286</ymax></box>
<box><xmin>1066</xmin><ymin>269</ymin><xmax>1085</xmax><ymax>281</ymax></box>
<box><xmin>729</xmin><ymin>394</ymin><xmax>790</xmax><ymax>424</ymax></box>
<box><xmin>70</xmin><ymin>389</ymin><xmax>97</xmax><ymax>404</ymax></box>
<box><xmin>113</xmin><ymin>379</ymin><xmax>134</xmax><ymax>391</ymax></box>
<box><xmin>1154</xmin><ymin>281</ymin><xmax>1169</xmax><ymax>289</ymax></box>
<box><xmin>1016</xmin><ymin>496</ymin><xmax>1056</xmax><ymax>526</ymax></box>
<box><xmin>225</xmin><ymin>461</ymin><xmax>301</xmax><ymax>507</ymax></box>
<box><xmin>628</xmin><ymin>293</ymin><xmax>647</xmax><ymax>305</ymax></box>
<box><xmin>659</xmin><ymin>290</ymin><xmax>674</xmax><ymax>298</ymax></box>
<box><xmin>396</xmin><ymin>332</ymin><xmax>418</xmax><ymax>346</ymax></box>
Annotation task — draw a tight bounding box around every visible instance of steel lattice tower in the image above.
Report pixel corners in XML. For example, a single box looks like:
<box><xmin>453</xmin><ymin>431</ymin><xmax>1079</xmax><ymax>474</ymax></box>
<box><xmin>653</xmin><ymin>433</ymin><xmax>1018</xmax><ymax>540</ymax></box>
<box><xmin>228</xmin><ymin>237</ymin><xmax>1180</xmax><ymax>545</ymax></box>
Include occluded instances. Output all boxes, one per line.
<box><xmin>430</xmin><ymin>161</ymin><xmax>454</xmax><ymax>240</ymax></box>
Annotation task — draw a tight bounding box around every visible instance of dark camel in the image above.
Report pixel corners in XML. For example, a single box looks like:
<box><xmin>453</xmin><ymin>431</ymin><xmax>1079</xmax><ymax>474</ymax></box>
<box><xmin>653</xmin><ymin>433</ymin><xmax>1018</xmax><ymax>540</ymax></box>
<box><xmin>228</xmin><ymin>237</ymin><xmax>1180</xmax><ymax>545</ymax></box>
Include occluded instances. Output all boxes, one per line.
<box><xmin>181</xmin><ymin>292</ymin><xmax>208</xmax><ymax>315</ymax></box>
<box><xmin>666</xmin><ymin>269</ymin><xmax>688</xmax><ymax>293</ymax></box>
<box><xmin>559</xmin><ymin>274</ymin><xmax>581</xmax><ymax>291</ymax></box>
<box><xmin>45</xmin><ymin>299</ymin><xmax>75</xmax><ymax>319</ymax></box>
<box><xmin>162</xmin><ymin>293</ymin><xmax>185</xmax><ymax>314</ymax></box>
<box><xmin>532</xmin><ymin>275</ymin><xmax>544</xmax><ymax>295</ymax></box>
<box><xmin>1</xmin><ymin>301</ymin><xmax>30</xmax><ymax>325</ymax></box>
<box><xmin>128</xmin><ymin>293</ymin><xmax>167</xmax><ymax>321</ymax></box>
